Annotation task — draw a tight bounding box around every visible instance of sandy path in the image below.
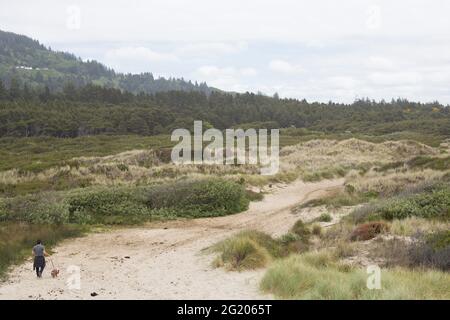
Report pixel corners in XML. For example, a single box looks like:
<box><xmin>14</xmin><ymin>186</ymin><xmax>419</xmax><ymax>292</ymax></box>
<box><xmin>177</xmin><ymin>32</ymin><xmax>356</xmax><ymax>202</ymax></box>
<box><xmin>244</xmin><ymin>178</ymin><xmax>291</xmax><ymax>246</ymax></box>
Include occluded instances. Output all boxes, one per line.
<box><xmin>0</xmin><ymin>179</ymin><xmax>343</xmax><ymax>300</ymax></box>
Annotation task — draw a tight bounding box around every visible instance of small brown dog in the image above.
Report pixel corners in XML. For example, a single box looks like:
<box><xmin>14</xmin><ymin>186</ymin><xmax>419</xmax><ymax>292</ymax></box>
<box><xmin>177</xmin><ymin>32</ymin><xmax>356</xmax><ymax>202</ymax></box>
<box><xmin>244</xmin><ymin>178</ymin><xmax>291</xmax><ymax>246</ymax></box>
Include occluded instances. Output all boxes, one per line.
<box><xmin>51</xmin><ymin>268</ymin><xmax>60</xmax><ymax>278</ymax></box>
<box><xmin>49</xmin><ymin>260</ymin><xmax>59</xmax><ymax>278</ymax></box>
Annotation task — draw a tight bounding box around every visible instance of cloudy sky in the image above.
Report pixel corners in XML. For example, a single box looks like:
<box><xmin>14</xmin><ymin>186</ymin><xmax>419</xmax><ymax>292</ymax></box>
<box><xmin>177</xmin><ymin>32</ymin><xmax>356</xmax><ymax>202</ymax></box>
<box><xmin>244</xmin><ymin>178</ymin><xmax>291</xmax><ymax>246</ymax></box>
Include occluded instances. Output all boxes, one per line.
<box><xmin>1</xmin><ymin>0</ymin><xmax>450</xmax><ymax>103</ymax></box>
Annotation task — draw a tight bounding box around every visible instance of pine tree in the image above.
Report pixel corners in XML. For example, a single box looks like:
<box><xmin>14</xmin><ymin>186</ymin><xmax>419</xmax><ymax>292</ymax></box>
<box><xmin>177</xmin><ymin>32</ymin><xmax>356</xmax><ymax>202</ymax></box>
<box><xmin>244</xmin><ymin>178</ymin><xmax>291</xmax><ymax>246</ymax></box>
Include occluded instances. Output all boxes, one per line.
<box><xmin>39</xmin><ymin>86</ymin><xmax>51</xmax><ymax>102</ymax></box>
<box><xmin>0</xmin><ymin>80</ymin><xmax>7</xmax><ymax>99</ymax></box>
<box><xmin>9</xmin><ymin>78</ymin><xmax>21</xmax><ymax>99</ymax></box>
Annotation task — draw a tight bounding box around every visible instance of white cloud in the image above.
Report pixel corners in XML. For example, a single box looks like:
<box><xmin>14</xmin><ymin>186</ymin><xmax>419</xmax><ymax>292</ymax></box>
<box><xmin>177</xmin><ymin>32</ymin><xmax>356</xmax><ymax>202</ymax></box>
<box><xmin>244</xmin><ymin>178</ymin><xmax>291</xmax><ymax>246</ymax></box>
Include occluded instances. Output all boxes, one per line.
<box><xmin>176</xmin><ymin>41</ymin><xmax>247</xmax><ymax>57</ymax></box>
<box><xmin>240</xmin><ymin>67</ymin><xmax>258</xmax><ymax>76</ymax></box>
<box><xmin>103</xmin><ymin>46</ymin><xmax>178</xmax><ymax>73</ymax></box>
<box><xmin>193</xmin><ymin>65</ymin><xmax>257</xmax><ymax>92</ymax></box>
<box><xmin>195</xmin><ymin>66</ymin><xmax>257</xmax><ymax>78</ymax></box>
<box><xmin>326</xmin><ymin>76</ymin><xmax>359</xmax><ymax>90</ymax></box>
<box><xmin>365</xmin><ymin>56</ymin><xmax>395</xmax><ymax>70</ymax></box>
<box><xmin>368</xmin><ymin>71</ymin><xmax>422</xmax><ymax>86</ymax></box>
<box><xmin>105</xmin><ymin>47</ymin><xmax>178</xmax><ymax>63</ymax></box>
<box><xmin>268</xmin><ymin>59</ymin><xmax>304</xmax><ymax>75</ymax></box>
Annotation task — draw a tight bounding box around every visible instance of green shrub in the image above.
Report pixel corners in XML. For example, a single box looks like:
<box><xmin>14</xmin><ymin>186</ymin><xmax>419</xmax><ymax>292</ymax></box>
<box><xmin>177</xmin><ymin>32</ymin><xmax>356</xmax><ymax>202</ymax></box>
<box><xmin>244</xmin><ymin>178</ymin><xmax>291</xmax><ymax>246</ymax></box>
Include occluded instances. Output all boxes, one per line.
<box><xmin>2</xmin><ymin>192</ymin><xmax>69</xmax><ymax>224</ymax></box>
<box><xmin>350</xmin><ymin>187</ymin><xmax>450</xmax><ymax>223</ymax></box>
<box><xmin>345</xmin><ymin>184</ymin><xmax>356</xmax><ymax>194</ymax></box>
<box><xmin>279</xmin><ymin>232</ymin><xmax>301</xmax><ymax>245</ymax></box>
<box><xmin>67</xmin><ymin>187</ymin><xmax>148</xmax><ymax>224</ymax></box>
<box><xmin>290</xmin><ymin>220</ymin><xmax>311</xmax><ymax>242</ymax></box>
<box><xmin>116</xmin><ymin>163</ymin><xmax>129</xmax><ymax>172</ymax></box>
<box><xmin>317</xmin><ymin>213</ymin><xmax>332</xmax><ymax>222</ymax></box>
<box><xmin>1</xmin><ymin>178</ymin><xmax>250</xmax><ymax>225</ymax></box>
<box><xmin>144</xmin><ymin>178</ymin><xmax>249</xmax><ymax>217</ymax></box>
<box><xmin>378</xmin><ymin>188</ymin><xmax>450</xmax><ymax>221</ymax></box>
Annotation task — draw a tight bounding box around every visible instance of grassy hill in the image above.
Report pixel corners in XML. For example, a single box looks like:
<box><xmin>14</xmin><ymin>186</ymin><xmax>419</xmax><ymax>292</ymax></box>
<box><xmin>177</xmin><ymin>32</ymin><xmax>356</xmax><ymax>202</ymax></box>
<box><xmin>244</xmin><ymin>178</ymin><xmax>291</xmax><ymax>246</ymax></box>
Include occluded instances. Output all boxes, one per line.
<box><xmin>0</xmin><ymin>29</ymin><xmax>214</xmax><ymax>94</ymax></box>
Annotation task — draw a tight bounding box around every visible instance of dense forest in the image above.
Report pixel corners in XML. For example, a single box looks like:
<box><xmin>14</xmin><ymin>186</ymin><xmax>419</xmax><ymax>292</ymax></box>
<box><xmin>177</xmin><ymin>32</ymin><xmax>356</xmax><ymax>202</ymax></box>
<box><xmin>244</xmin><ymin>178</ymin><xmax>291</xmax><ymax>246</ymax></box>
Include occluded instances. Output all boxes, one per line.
<box><xmin>0</xmin><ymin>30</ymin><xmax>214</xmax><ymax>94</ymax></box>
<box><xmin>0</xmin><ymin>80</ymin><xmax>449</xmax><ymax>138</ymax></box>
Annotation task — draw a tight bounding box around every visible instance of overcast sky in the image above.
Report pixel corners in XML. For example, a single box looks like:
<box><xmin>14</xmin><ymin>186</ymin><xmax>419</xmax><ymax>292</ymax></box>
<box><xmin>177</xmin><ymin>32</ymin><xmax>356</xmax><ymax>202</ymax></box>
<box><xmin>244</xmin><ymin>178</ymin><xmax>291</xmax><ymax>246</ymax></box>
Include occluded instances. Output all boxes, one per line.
<box><xmin>1</xmin><ymin>0</ymin><xmax>450</xmax><ymax>104</ymax></box>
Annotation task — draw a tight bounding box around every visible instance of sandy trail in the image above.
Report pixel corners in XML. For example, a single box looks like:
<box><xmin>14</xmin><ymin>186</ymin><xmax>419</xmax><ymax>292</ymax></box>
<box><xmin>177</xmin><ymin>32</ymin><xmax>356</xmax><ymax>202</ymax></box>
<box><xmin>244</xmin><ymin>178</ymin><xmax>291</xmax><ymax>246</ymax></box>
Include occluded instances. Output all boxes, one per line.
<box><xmin>0</xmin><ymin>179</ymin><xmax>343</xmax><ymax>300</ymax></box>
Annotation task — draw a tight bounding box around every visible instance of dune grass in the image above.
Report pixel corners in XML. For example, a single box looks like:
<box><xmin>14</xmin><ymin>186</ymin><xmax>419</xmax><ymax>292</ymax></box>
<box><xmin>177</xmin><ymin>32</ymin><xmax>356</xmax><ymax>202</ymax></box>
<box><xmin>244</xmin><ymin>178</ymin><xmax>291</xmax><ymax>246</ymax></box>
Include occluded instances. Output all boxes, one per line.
<box><xmin>211</xmin><ymin>220</ymin><xmax>313</xmax><ymax>271</ymax></box>
<box><xmin>260</xmin><ymin>251</ymin><xmax>450</xmax><ymax>299</ymax></box>
<box><xmin>211</xmin><ymin>231</ymin><xmax>279</xmax><ymax>271</ymax></box>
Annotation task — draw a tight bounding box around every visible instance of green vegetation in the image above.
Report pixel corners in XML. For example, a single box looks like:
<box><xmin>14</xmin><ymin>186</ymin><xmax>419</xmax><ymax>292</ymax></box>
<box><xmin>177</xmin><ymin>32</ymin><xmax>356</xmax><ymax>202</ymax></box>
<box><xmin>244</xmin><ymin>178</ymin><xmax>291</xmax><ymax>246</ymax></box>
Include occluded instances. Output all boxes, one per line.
<box><xmin>260</xmin><ymin>251</ymin><xmax>450</xmax><ymax>299</ymax></box>
<box><xmin>408</xmin><ymin>155</ymin><xmax>450</xmax><ymax>171</ymax></box>
<box><xmin>297</xmin><ymin>190</ymin><xmax>378</xmax><ymax>209</ymax></box>
<box><xmin>1</xmin><ymin>82</ymin><xmax>450</xmax><ymax>139</ymax></box>
<box><xmin>212</xmin><ymin>220</ymin><xmax>314</xmax><ymax>271</ymax></box>
<box><xmin>317</xmin><ymin>213</ymin><xmax>332</xmax><ymax>222</ymax></box>
<box><xmin>1</xmin><ymin>178</ymin><xmax>250</xmax><ymax>225</ymax></box>
<box><xmin>351</xmin><ymin>186</ymin><xmax>450</xmax><ymax>222</ymax></box>
<box><xmin>290</xmin><ymin>220</ymin><xmax>311</xmax><ymax>243</ymax></box>
<box><xmin>211</xmin><ymin>231</ymin><xmax>280</xmax><ymax>270</ymax></box>
<box><xmin>0</xmin><ymin>135</ymin><xmax>173</xmax><ymax>173</ymax></box>
<box><xmin>406</xmin><ymin>230</ymin><xmax>450</xmax><ymax>271</ymax></box>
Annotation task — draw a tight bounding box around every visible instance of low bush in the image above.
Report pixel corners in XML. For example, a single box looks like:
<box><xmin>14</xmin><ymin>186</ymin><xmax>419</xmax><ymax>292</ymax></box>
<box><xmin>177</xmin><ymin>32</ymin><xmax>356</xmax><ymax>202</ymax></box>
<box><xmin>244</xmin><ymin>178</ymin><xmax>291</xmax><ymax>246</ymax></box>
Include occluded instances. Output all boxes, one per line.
<box><xmin>1</xmin><ymin>192</ymin><xmax>69</xmax><ymax>224</ymax></box>
<box><xmin>349</xmin><ymin>186</ymin><xmax>450</xmax><ymax>223</ymax></box>
<box><xmin>350</xmin><ymin>221</ymin><xmax>389</xmax><ymax>241</ymax></box>
<box><xmin>317</xmin><ymin>213</ymin><xmax>332</xmax><ymax>222</ymax></box>
<box><xmin>290</xmin><ymin>220</ymin><xmax>311</xmax><ymax>243</ymax></box>
<box><xmin>66</xmin><ymin>187</ymin><xmax>149</xmax><ymax>224</ymax></box>
<box><xmin>0</xmin><ymin>178</ymin><xmax>250</xmax><ymax>225</ymax></box>
<box><xmin>144</xmin><ymin>178</ymin><xmax>249</xmax><ymax>217</ymax></box>
<box><xmin>377</xmin><ymin>188</ymin><xmax>450</xmax><ymax>221</ymax></box>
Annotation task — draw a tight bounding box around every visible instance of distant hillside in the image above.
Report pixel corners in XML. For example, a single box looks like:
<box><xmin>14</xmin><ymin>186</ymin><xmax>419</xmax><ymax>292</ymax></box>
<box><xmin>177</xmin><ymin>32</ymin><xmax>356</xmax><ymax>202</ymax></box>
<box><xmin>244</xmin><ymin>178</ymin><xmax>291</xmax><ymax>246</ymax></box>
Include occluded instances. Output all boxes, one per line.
<box><xmin>0</xmin><ymin>30</ymin><xmax>215</xmax><ymax>94</ymax></box>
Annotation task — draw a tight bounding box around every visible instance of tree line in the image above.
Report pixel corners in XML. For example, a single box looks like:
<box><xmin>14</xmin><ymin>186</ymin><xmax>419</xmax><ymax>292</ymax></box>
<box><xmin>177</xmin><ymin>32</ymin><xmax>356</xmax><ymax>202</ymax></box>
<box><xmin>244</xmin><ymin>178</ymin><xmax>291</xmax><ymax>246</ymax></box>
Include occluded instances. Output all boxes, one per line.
<box><xmin>0</xmin><ymin>80</ymin><xmax>449</xmax><ymax>138</ymax></box>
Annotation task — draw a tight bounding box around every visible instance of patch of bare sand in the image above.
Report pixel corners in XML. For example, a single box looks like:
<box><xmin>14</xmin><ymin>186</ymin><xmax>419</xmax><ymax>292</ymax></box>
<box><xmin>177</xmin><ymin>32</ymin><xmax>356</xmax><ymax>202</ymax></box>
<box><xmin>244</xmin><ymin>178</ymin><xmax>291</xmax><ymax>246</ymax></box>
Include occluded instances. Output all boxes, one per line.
<box><xmin>0</xmin><ymin>178</ymin><xmax>343</xmax><ymax>300</ymax></box>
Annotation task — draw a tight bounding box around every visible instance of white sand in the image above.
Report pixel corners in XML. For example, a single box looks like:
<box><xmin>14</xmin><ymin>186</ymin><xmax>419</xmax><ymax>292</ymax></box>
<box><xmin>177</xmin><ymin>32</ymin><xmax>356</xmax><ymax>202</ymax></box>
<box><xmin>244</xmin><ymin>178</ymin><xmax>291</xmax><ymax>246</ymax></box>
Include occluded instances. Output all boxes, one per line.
<box><xmin>0</xmin><ymin>179</ymin><xmax>343</xmax><ymax>300</ymax></box>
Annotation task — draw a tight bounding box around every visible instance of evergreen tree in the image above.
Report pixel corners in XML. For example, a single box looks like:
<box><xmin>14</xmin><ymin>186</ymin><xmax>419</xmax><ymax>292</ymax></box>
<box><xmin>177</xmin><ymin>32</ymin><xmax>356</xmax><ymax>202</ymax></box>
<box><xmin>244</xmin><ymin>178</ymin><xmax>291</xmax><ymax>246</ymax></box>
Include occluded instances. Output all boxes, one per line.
<box><xmin>39</xmin><ymin>86</ymin><xmax>51</xmax><ymax>102</ymax></box>
<box><xmin>0</xmin><ymin>80</ymin><xmax>7</xmax><ymax>99</ymax></box>
<box><xmin>9</xmin><ymin>78</ymin><xmax>21</xmax><ymax>99</ymax></box>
